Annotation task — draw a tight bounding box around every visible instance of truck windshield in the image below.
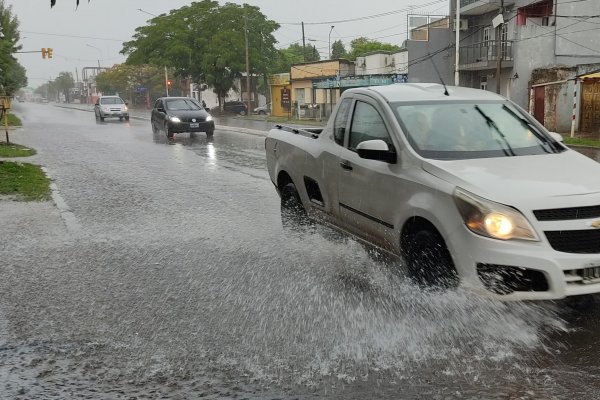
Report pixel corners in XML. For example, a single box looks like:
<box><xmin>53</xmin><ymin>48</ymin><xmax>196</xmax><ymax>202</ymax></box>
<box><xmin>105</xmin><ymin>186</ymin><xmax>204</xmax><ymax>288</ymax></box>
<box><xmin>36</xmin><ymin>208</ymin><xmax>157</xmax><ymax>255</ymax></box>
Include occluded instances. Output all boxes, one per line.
<box><xmin>392</xmin><ymin>101</ymin><xmax>565</xmax><ymax>160</ymax></box>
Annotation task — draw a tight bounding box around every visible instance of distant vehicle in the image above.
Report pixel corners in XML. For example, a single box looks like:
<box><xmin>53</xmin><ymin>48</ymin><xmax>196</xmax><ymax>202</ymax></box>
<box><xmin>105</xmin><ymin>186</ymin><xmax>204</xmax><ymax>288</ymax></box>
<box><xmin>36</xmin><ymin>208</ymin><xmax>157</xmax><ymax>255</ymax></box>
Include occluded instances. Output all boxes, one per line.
<box><xmin>94</xmin><ymin>96</ymin><xmax>129</xmax><ymax>122</ymax></box>
<box><xmin>253</xmin><ymin>103</ymin><xmax>271</xmax><ymax>115</ymax></box>
<box><xmin>151</xmin><ymin>96</ymin><xmax>215</xmax><ymax>139</ymax></box>
<box><xmin>223</xmin><ymin>101</ymin><xmax>247</xmax><ymax>116</ymax></box>
<box><xmin>16</xmin><ymin>97</ymin><xmax>25</xmax><ymax>103</ymax></box>
<box><xmin>41</xmin><ymin>98</ymin><xmax>49</xmax><ymax>104</ymax></box>
<box><xmin>266</xmin><ymin>83</ymin><xmax>600</xmax><ymax>301</ymax></box>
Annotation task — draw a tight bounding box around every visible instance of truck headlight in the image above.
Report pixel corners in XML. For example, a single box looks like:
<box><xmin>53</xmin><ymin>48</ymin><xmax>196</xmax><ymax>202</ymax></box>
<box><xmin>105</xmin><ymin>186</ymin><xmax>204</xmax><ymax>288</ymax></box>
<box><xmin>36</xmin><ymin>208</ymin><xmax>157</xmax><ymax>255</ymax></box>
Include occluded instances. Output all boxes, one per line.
<box><xmin>169</xmin><ymin>116</ymin><xmax>181</xmax><ymax>123</ymax></box>
<box><xmin>206</xmin><ymin>115</ymin><xmax>213</xmax><ymax>122</ymax></box>
<box><xmin>453</xmin><ymin>188</ymin><xmax>539</xmax><ymax>241</ymax></box>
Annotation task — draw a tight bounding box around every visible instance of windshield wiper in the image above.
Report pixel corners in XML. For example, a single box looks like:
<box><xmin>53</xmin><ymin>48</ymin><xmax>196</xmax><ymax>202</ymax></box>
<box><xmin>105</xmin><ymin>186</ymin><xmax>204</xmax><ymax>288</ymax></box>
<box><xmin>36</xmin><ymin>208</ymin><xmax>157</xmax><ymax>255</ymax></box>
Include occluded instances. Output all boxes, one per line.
<box><xmin>474</xmin><ymin>105</ymin><xmax>515</xmax><ymax>156</ymax></box>
<box><xmin>502</xmin><ymin>105</ymin><xmax>556</xmax><ymax>154</ymax></box>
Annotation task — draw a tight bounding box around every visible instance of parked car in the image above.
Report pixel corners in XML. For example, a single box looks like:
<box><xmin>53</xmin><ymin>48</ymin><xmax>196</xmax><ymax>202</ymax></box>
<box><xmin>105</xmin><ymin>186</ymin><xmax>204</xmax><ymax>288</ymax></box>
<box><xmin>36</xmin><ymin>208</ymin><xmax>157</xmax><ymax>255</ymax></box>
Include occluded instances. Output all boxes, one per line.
<box><xmin>265</xmin><ymin>83</ymin><xmax>600</xmax><ymax>301</ymax></box>
<box><xmin>151</xmin><ymin>96</ymin><xmax>215</xmax><ymax>139</ymax></box>
<box><xmin>253</xmin><ymin>103</ymin><xmax>271</xmax><ymax>115</ymax></box>
<box><xmin>223</xmin><ymin>101</ymin><xmax>248</xmax><ymax>116</ymax></box>
<box><xmin>94</xmin><ymin>96</ymin><xmax>129</xmax><ymax>121</ymax></box>
<box><xmin>41</xmin><ymin>97</ymin><xmax>49</xmax><ymax>104</ymax></box>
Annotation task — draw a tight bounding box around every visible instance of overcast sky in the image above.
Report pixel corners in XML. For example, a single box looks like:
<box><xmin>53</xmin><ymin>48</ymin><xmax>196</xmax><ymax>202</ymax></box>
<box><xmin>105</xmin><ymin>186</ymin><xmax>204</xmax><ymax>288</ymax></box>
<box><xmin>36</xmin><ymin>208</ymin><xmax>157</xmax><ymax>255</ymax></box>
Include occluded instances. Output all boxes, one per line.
<box><xmin>6</xmin><ymin>0</ymin><xmax>450</xmax><ymax>88</ymax></box>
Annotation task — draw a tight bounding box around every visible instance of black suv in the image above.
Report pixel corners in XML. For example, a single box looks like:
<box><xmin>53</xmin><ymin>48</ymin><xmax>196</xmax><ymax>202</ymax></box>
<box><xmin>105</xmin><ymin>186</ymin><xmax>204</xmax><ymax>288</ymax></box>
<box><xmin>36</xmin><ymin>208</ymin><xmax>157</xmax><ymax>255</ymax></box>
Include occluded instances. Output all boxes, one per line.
<box><xmin>223</xmin><ymin>101</ymin><xmax>248</xmax><ymax>116</ymax></box>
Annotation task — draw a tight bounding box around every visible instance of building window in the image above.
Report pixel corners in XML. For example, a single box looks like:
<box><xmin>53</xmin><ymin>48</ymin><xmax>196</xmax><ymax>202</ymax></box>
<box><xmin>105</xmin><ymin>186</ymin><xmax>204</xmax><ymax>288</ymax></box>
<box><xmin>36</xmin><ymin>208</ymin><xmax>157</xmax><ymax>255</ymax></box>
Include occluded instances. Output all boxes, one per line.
<box><xmin>483</xmin><ymin>27</ymin><xmax>491</xmax><ymax>46</ymax></box>
<box><xmin>295</xmin><ymin>88</ymin><xmax>305</xmax><ymax>105</ymax></box>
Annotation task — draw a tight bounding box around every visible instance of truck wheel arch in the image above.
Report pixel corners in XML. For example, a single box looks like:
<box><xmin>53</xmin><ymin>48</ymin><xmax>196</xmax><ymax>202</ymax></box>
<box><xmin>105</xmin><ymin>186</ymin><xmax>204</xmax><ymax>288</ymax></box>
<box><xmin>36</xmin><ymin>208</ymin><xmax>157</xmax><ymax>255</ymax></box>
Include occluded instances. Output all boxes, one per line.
<box><xmin>277</xmin><ymin>171</ymin><xmax>294</xmax><ymax>193</ymax></box>
<box><xmin>400</xmin><ymin>216</ymin><xmax>459</xmax><ymax>288</ymax></box>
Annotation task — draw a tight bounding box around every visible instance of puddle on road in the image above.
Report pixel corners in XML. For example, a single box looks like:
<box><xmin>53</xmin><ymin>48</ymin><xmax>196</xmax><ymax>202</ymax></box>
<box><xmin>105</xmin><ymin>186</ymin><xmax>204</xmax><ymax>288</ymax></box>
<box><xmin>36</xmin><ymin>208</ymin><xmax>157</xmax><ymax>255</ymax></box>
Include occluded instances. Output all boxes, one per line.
<box><xmin>3</xmin><ymin>222</ymin><xmax>574</xmax><ymax>398</ymax></box>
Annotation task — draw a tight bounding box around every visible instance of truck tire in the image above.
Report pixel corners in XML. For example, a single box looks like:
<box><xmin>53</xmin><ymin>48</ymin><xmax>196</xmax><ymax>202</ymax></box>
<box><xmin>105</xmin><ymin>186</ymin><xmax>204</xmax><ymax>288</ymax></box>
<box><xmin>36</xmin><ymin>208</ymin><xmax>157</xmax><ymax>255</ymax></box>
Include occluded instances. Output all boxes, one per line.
<box><xmin>280</xmin><ymin>182</ymin><xmax>308</xmax><ymax>227</ymax></box>
<box><xmin>402</xmin><ymin>229</ymin><xmax>459</xmax><ymax>288</ymax></box>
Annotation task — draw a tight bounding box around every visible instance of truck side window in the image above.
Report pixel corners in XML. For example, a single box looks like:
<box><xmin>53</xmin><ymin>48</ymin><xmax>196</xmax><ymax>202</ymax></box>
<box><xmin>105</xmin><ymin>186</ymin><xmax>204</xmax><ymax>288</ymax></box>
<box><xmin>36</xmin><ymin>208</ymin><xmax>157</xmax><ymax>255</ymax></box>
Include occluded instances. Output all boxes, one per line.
<box><xmin>349</xmin><ymin>101</ymin><xmax>391</xmax><ymax>150</ymax></box>
<box><xmin>333</xmin><ymin>99</ymin><xmax>352</xmax><ymax>146</ymax></box>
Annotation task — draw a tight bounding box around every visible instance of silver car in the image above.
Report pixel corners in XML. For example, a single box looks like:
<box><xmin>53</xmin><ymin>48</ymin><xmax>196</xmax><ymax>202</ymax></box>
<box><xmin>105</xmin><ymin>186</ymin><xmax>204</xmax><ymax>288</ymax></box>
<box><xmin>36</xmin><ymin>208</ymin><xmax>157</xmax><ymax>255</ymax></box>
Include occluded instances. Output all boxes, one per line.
<box><xmin>94</xmin><ymin>96</ymin><xmax>130</xmax><ymax>122</ymax></box>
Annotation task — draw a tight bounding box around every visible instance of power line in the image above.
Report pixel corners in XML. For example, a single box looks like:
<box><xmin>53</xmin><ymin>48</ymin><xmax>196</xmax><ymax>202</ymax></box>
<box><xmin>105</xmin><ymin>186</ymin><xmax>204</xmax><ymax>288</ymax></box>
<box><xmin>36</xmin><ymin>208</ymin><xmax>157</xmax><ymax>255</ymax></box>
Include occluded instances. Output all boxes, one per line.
<box><xmin>280</xmin><ymin>0</ymin><xmax>447</xmax><ymax>25</ymax></box>
<box><xmin>22</xmin><ymin>31</ymin><xmax>126</xmax><ymax>42</ymax></box>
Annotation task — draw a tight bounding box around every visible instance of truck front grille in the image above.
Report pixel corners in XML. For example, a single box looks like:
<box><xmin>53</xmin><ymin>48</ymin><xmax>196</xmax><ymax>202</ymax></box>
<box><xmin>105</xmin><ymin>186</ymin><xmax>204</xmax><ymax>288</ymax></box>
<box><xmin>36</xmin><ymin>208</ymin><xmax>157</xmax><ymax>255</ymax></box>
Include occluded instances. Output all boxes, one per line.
<box><xmin>533</xmin><ymin>205</ymin><xmax>600</xmax><ymax>221</ymax></box>
<box><xmin>544</xmin><ymin>230</ymin><xmax>600</xmax><ymax>254</ymax></box>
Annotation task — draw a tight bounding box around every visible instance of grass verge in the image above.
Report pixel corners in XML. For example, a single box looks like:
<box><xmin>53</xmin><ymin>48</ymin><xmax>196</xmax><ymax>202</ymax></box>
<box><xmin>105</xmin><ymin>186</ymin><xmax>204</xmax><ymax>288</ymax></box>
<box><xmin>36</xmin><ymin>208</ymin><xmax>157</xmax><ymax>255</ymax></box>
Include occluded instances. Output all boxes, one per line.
<box><xmin>0</xmin><ymin>142</ymin><xmax>36</xmax><ymax>157</ymax></box>
<box><xmin>0</xmin><ymin>161</ymin><xmax>50</xmax><ymax>201</ymax></box>
<box><xmin>6</xmin><ymin>113</ymin><xmax>22</xmax><ymax>126</ymax></box>
<box><xmin>563</xmin><ymin>137</ymin><xmax>600</xmax><ymax>149</ymax></box>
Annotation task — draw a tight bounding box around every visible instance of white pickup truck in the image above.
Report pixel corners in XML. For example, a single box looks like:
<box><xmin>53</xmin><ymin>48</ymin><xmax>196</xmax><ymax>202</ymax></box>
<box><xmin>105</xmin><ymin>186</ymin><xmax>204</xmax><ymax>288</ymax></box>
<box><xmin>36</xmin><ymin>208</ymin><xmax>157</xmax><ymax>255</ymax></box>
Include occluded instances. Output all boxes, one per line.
<box><xmin>265</xmin><ymin>83</ymin><xmax>600</xmax><ymax>301</ymax></box>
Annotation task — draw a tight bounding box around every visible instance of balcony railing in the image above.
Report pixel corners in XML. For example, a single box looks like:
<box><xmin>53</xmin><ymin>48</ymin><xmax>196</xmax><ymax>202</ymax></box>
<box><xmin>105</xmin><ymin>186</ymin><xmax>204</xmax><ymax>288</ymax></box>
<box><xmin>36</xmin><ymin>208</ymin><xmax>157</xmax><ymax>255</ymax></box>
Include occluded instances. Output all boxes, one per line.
<box><xmin>459</xmin><ymin>41</ymin><xmax>513</xmax><ymax>67</ymax></box>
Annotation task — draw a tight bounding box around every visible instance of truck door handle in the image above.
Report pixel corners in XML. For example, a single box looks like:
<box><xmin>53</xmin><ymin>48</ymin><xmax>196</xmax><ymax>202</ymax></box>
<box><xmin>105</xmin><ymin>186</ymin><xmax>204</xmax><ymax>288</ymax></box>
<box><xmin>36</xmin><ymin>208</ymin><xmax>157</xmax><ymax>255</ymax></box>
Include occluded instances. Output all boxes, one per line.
<box><xmin>340</xmin><ymin>160</ymin><xmax>353</xmax><ymax>171</ymax></box>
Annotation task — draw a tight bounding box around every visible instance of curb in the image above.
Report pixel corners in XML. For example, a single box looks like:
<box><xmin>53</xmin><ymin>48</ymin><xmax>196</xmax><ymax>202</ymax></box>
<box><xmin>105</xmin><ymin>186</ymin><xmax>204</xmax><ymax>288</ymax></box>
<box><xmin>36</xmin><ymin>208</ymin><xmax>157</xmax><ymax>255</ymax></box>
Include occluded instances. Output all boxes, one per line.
<box><xmin>54</xmin><ymin>104</ymin><xmax>268</xmax><ymax>137</ymax></box>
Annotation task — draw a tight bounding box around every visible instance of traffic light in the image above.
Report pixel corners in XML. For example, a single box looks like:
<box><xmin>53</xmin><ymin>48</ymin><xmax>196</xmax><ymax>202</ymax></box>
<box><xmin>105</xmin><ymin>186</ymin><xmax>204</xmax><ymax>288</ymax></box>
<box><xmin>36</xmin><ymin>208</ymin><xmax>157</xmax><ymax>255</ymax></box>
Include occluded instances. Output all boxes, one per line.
<box><xmin>167</xmin><ymin>80</ymin><xmax>172</xmax><ymax>88</ymax></box>
<box><xmin>47</xmin><ymin>48</ymin><xmax>53</xmax><ymax>59</ymax></box>
<box><xmin>41</xmin><ymin>48</ymin><xmax>47</xmax><ymax>59</ymax></box>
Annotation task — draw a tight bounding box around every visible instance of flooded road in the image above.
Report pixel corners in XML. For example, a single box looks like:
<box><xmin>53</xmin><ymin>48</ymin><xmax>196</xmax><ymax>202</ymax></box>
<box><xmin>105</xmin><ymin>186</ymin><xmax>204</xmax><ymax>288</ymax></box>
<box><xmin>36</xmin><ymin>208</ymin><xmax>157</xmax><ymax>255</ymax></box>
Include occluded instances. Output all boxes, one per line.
<box><xmin>1</xmin><ymin>103</ymin><xmax>600</xmax><ymax>399</ymax></box>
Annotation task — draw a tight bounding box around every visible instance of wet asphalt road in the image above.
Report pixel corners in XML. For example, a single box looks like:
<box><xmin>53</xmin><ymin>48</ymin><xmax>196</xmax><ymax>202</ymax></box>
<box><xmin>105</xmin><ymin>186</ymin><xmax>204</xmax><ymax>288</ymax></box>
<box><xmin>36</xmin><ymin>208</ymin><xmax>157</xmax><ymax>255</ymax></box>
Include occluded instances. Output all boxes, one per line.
<box><xmin>2</xmin><ymin>102</ymin><xmax>600</xmax><ymax>399</ymax></box>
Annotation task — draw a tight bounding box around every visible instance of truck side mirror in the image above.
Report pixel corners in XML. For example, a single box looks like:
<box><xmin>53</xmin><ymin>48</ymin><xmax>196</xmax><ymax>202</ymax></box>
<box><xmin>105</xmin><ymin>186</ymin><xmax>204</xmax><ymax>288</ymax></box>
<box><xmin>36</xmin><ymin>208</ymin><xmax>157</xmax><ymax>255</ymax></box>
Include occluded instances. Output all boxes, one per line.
<box><xmin>356</xmin><ymin>140</ymin><xmax>397</xmax><ymax>163</ymax></box>
<box><xmin>548</xmin><ymin>132</ymin><xmax>563</xmax><ymax>143</ymax></box>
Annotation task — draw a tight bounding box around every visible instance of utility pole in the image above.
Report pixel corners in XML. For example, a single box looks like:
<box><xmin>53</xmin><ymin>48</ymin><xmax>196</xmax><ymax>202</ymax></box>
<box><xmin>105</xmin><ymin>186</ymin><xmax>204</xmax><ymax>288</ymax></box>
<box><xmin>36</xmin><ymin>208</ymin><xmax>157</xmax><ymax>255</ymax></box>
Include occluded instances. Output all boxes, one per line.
<box><xmin>164</xmin><ymin>66</ymin><xmax>169</xmax><ymax>97</ymax></box>
<box><xmin>496</xmin><ymin>0</ymin><xmax>505</xmax><ymax>94</ymax></box>
<box><xmin>245</xmin><ymin>7</ymin><xmax>251</xmax><ymax>114</ymax></box>
<box><xmin>302</xmin><ymin>22</ymin><xmax>306</xmax><ymax>62</ymax></box>
<box><xmin>454</xmin><ymin>0</ymin><xmax>460</xmax><ymax>86</ymax></box>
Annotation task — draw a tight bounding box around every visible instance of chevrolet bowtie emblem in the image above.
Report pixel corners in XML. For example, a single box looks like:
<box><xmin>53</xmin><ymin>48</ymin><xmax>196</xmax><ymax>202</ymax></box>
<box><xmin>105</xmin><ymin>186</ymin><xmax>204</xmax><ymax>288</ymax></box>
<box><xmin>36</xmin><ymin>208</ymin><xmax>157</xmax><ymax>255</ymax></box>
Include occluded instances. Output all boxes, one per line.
<box><xmin>591</xmin><ymin>220</ymin><xmax>600</xmax><ymax>228</ymax></box>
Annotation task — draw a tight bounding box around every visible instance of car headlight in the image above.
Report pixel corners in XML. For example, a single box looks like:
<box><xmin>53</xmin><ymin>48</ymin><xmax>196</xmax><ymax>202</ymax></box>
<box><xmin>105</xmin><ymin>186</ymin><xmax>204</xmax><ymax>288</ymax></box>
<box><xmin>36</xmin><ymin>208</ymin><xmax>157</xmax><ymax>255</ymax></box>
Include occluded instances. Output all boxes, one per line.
<box><xmin>206</xmin><ymin>115</ymin><xmax>213</xmax><ymax>122</ymax></box>
<box><xmin>123</xmin><ymin>106</ymin><xmax>128</xmax><ymax>112</ymax></box>
<box><xmin>102</xmin><ymin>107</ymin><xmax>110</xmax><ymax>112</ymax></box>
<box><xmin>169</xmin><ymin>116</ymin><xmax>181</xmax><ymax>123</ymax></box>
<box><xmin>453</xmin><ymin>188</ymin><xmax>539</xmax><ymax>241</ymax></box>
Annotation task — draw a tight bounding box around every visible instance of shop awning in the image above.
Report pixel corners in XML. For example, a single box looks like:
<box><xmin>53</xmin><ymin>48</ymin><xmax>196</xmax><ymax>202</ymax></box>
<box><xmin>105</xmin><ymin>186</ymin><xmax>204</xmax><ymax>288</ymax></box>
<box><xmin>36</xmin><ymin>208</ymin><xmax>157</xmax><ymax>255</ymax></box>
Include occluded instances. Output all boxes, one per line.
<box><xmin>578</xmin><ymin>70</ymin><xmax>600</xmax><ymax>80</ymax></box>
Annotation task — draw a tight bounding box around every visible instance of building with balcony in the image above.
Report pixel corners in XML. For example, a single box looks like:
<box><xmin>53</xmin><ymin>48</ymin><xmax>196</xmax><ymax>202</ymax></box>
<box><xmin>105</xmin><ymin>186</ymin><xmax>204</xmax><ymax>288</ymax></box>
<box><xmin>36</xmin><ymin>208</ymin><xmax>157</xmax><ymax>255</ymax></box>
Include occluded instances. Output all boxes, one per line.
<box><xmin>453</xmin><ymin>0</ymin><xmax>600</xmax><ymax>133</ymax></box>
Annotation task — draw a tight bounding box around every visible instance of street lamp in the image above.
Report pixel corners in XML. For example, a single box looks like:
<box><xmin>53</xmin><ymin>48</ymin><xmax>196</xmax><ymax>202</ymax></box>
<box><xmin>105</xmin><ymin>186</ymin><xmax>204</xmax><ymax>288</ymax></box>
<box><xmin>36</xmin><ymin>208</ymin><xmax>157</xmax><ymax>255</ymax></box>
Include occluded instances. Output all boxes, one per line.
<box><xmin>328</xmin><ymin>25</ymin><xmax>335</xmax><ymax>59</ymax></box>
<box><xmin>137</xmin><ymin>8</ymin><xmax>157</xmax><ymax>18</ymax></box>
<box><xmin>86</xmin><ymin>44</ymin><xmax>102</xmax><ymax>69</ymax></box>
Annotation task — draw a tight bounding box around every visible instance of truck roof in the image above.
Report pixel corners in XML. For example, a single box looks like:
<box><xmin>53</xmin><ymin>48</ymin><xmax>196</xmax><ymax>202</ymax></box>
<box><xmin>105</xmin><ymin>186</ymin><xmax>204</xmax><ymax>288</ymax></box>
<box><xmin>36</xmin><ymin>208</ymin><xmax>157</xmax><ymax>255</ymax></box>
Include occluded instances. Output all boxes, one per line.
<box><xmin>348</xmin><ymin>83</ymin><xmax>505</xmax><ymax>103</ymax></box>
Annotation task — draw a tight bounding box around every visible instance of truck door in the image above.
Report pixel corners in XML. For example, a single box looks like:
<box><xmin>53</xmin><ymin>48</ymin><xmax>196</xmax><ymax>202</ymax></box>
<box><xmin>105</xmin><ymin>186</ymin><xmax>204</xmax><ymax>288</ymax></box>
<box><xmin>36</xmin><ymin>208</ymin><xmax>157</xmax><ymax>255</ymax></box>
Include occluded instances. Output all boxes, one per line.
<box><xmin>337</xmin><ymin>96</ymin><xmax>398</xmax><ymax>248</ymax></box>
<box><xmin>317</xmin><ymin>98</ymin><xmax>353</xmax><ymax>219</ymax></box>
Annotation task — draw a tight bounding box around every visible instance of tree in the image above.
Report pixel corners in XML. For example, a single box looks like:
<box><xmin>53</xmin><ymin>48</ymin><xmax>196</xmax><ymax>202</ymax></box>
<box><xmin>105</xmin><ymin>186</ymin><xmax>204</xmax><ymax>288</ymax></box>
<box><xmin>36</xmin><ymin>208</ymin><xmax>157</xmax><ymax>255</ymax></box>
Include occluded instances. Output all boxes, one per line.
<box><xmin>270</xmin><ymin>43</ymin><xmax>320</xmax><ymax>74</ymax></box>
<box><xmin>96</xmin><ymin>64</ymin><xmax>165</xmax><ymax>106</ymax></box>
<box><xmin>331</xmin><ymin>40</ymin><xmax>348</xmax><ymax>59</ymax></box>
<box><xmin>0</xmin><ymin>1</ymin><xmax>27</xmax><ymax>96</ymax></box>
<box><xmin>348</xmin><ymin>37</ymin><xmax>401</xmax><ymax>60</ymax></box>
<box><xmin>53</xmin><ymin>72</ymin><xmax>75</xmax><ymax>103</ymax></box>
<box><xmin>121</xmin><ymin>1</ymin><xmax>279</xmax><ymax>108</ymax></box>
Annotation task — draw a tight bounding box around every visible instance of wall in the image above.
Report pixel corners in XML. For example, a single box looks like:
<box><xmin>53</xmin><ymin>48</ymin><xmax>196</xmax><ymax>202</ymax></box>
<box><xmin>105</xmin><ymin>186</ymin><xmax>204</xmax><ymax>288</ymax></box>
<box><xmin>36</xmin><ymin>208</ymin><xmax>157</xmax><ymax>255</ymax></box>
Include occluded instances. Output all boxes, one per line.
<box><xmin>291</xmin><ymin>60</ymin><xmax>344</xmax><ymax>80</ymax></box>
<box><xmin>407</xmin><ymin>26</ymin><xmax>454</xmax><ymax>84</ymax></box>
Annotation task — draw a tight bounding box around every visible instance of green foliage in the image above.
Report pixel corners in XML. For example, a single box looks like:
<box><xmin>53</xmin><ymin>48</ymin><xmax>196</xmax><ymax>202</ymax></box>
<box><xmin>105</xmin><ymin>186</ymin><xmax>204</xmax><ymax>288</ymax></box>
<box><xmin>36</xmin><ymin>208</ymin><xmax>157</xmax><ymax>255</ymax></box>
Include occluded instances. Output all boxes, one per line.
<box><xmin>348</xmin><ymin>37</ymin><xmax>401</xmax><ymax>60</ymax></box>
<box><xmin>0</xmin><ymin>161</ymin><xmax>50</xmax><ymax>201</ymax></box>
<box><xmin>331</xmin><ymin>40</ymin><xmax>348</xmax><ymax>59</ymax></box>
<box><xmin>6</xmin><ymin>112</ymin><xmax>21</xmax><ymax>126</ymax></box>
<box><xmin>96</xmin><ymin>64</ymin><xmax>166</xmax><ymax>104</ymax></box>
<box><xmin>563</xmin><ymin>136</ymin><xmax>600</xmax><ymax>149</ymax></box>
<box><xmin>271</xmin><ymin>43</ymin><xmax>320</xmax><ymax>74</ymax></box>
<box><xmin>54</xmin><ymin>72</ymin><xmax>75</xmax><ymax>102</ymax></box>
<box><xmin>0</xmin><ymin>1</ymin><xmax>27</xmax><ymax>95</ymax></box>
<box><xmin>121</xmin><ymin>1</ymin><xmax>279</xmax><ymax>105</ymax></box>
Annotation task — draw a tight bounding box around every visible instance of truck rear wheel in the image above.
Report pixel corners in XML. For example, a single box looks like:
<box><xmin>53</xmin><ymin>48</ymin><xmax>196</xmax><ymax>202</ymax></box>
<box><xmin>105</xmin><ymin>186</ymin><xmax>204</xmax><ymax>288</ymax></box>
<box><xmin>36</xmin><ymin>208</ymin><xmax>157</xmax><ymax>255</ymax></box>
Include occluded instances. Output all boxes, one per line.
<box><xmin>280</xmin><ymin>182</ymin><xmax>308</xmax><ymax>227</ymax></box>
<box><xmin>401</xmin><ymin>228</ymin><xmax>459</xmax><ymax>288</ymax></box>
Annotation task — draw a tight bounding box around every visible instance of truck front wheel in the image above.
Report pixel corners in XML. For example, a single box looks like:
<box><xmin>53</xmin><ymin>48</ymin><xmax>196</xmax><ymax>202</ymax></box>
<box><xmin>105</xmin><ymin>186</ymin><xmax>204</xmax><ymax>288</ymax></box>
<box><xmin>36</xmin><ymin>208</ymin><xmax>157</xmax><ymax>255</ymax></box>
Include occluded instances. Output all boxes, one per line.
<box><xmin>401</xmin><ymin>228</ymin><xmax>459</xmax><ymax>289</ymax></box>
